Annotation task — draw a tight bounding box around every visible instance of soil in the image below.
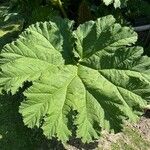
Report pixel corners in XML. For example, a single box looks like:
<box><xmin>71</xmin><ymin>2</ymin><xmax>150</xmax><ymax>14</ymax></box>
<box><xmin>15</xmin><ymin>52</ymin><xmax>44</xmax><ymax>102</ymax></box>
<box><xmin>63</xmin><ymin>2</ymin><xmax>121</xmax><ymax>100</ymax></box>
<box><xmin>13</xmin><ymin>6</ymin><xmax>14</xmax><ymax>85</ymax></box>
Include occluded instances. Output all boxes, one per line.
<box><xmin>65</xmin><ymin>111</ymin><xmax>150</xmax><ymax>150</ymax></box>
<box><xmin>138</xmin><ymin>116</ymin><xmax>150</xmax><ymax>140</ymax></box>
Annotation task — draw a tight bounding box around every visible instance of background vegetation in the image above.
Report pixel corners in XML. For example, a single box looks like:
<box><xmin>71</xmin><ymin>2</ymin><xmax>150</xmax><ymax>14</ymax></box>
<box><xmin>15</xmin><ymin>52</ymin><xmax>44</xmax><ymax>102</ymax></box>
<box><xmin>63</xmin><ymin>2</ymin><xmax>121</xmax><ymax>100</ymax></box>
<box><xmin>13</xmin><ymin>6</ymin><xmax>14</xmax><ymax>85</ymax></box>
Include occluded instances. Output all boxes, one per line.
<box><xmin>0</xmin><ymin>0</ymin><xmax>150</xmax><ymax>149</ymax></box>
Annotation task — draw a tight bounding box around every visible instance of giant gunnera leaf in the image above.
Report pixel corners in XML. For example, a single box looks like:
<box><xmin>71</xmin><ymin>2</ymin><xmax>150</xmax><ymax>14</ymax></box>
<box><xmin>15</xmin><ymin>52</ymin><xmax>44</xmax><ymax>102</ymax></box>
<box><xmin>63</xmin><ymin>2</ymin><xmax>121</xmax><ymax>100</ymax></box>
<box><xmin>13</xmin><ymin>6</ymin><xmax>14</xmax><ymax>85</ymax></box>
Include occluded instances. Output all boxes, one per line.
<box><xmin>0</xmin><ymin>15</ymin><xmax>150</xmax><ymax>143</ymax></box>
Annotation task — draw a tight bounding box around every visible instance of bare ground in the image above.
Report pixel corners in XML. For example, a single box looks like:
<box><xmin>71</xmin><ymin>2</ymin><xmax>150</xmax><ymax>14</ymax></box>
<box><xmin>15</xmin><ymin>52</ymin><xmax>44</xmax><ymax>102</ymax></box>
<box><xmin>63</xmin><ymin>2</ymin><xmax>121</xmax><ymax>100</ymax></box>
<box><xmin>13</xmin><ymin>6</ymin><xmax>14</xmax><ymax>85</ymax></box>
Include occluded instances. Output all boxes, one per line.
<box><xmin>65</xmin><ymin>111</ymin><xmax>150</xmax><ymax>150</ymax></box>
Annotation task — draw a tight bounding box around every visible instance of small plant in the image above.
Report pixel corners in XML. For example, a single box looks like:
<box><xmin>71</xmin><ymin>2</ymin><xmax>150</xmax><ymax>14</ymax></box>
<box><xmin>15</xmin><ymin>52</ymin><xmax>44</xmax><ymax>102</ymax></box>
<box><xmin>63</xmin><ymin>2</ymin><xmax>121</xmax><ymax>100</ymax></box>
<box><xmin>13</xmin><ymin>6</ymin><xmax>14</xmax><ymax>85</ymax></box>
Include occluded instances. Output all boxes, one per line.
<box><xmin>0</xmin><ymin>15</ymin><xmax>149</xmax><ymax>144</ymax></box>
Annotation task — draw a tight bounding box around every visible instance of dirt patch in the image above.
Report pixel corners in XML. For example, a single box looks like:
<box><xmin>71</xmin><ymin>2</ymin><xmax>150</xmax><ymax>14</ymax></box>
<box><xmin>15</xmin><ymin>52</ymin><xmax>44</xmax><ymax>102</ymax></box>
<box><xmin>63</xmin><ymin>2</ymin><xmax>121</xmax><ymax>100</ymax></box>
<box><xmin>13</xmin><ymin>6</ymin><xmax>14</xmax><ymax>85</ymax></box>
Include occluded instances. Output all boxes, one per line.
<box><xmin>65</xmin><ymin>116</ymin><xmax>150</xmax><ymax>150</ymax></box>
<box><xmin>137</xmin><ymin>116</ymin><xmax>150</xmax><ymax>140</ymax></box>
<box><xmin>138</xmin><ymin>109</ymin><xmax>150</xmax><ymax>140</ymax></box>
<box><xmin>97</xmin><ymin>117</ymin><xmax>150</xmax><ymax>150</ymax></box>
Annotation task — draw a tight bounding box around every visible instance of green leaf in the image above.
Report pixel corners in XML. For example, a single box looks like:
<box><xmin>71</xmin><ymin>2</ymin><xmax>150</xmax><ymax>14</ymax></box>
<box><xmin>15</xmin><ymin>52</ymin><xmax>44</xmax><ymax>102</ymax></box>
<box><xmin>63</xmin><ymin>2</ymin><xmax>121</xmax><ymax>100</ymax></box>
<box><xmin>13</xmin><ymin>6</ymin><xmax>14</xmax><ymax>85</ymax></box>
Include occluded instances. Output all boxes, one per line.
<box><xmin>0</xmin><ymin>5</ymin><xmax>24</xmax><ymax>50</ymax></box>
<box><xmin>73</xmin><ymin>15</ymin><xmax>137</xmax><ymax>60</ymax></box>
<box><xmin>0</xmin><ymin>15</ymin><xmax>149</xmax><ymax>143</ymax></box>
<box><xmin>0</xmin><ymin>20</ymin><xmax>74</xmax><ymax>94</ymax></box>
<box><xmin>102</xmin><ymin>0</ymin><xmax>128</xmax><ymax>8</ymax></box>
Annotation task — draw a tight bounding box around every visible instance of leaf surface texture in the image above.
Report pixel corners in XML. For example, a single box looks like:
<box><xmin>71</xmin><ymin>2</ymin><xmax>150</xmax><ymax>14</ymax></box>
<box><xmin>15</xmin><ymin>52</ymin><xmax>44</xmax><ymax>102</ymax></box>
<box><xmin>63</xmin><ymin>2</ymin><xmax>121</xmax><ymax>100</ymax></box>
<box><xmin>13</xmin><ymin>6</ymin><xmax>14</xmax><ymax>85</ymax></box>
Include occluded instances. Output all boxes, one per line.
<box><xmin>0</xmin><ymin>15</ymin><xmax>149</xmax><ymax>143</ymax></box>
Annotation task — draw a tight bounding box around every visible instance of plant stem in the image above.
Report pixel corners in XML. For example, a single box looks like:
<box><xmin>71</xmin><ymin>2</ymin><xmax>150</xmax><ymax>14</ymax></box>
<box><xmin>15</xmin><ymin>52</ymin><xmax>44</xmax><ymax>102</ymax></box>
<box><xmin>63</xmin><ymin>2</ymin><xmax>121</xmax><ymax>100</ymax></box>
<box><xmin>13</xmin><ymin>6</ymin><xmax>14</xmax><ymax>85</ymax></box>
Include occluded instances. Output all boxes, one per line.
<box><xmin>57</xmin><ymin>0</ymin><xmax>67</xmax><ymax>18</ymax></box>
<box><xmin>134</xmin><ymin>24</ymin><xmax>150</xmax><ymax>32</ymax></box>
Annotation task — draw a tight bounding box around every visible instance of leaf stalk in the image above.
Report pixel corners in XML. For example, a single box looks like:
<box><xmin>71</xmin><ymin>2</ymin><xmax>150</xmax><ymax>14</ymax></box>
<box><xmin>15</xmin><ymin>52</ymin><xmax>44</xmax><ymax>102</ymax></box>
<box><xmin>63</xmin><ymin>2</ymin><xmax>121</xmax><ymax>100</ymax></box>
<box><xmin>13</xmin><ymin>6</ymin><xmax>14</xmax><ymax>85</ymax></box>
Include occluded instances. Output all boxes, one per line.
<box><xmin>57</xmin><ymin>0</ymin><xmax>67</xmax><ymax>18</ymax></box>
